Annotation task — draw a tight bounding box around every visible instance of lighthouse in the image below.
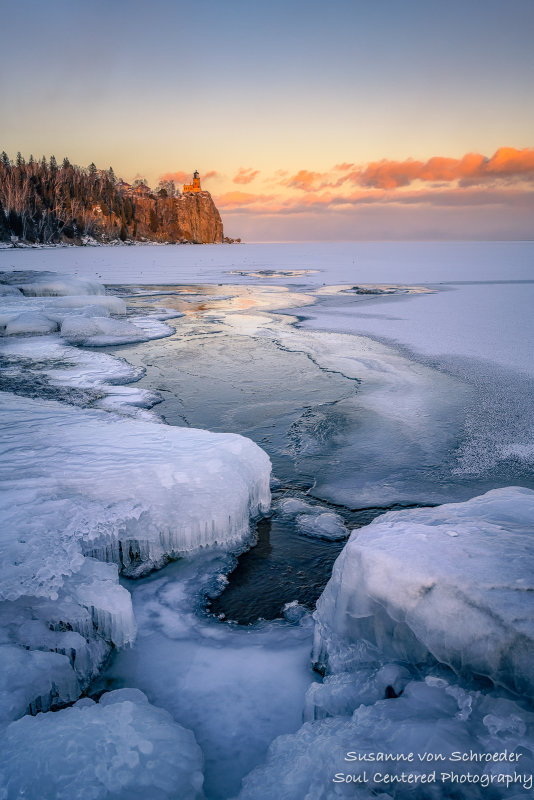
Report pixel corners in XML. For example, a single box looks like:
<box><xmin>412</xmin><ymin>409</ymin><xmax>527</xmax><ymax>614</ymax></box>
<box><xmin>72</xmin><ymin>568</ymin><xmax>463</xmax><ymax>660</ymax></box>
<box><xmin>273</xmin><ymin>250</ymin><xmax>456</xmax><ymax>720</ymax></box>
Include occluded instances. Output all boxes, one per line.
<box><xmin>183</xmin><ymin>170</ymin><xmax>202</xmax><ymax>193</ymax></box>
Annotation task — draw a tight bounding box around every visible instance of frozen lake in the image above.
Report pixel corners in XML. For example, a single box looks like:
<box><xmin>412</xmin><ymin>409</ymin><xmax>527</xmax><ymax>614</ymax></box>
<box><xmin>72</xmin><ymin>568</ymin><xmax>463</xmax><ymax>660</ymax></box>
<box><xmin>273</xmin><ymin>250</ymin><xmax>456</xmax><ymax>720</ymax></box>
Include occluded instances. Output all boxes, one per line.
<box><xmin>1</xmin><ymin>242</ymin><xmax>533</xmax><ymax>799</ymax></box>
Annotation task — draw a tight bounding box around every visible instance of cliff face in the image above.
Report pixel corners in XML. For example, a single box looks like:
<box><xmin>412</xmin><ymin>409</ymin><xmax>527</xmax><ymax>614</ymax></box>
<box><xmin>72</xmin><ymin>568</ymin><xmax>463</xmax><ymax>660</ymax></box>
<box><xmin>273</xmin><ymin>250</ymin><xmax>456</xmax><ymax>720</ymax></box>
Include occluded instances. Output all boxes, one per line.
<box><xmin>134</xmin><ymin>191</ymin><xmax>223</xmax><ymax>244</ymax></box>
<box><xmin>176</xmin><ymin>192</ymin><xmax>223</xmax><ymax>244</ymax></box>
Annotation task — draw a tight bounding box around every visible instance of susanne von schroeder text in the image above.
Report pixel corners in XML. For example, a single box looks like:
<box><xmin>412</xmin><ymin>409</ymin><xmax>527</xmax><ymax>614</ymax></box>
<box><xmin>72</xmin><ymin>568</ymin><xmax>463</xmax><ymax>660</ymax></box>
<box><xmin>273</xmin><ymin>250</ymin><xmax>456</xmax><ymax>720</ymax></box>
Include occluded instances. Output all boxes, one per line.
<box><xmin>344</xmin><ymin>750</ymin><xmax>523</xmax><ymax>762</ymax></box>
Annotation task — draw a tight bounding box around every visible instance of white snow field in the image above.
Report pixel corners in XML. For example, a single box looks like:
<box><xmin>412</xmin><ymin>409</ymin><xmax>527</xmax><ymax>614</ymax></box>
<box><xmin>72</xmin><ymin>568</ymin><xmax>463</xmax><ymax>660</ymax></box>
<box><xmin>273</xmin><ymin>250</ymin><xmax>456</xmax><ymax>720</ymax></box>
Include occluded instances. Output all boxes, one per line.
<box><xmin>313</xmin><ymin>488</ymin><xmax>534</xmax><ymax>698</ymax></box>
<box><xmin>0</xmin><ymin>689</ymin><xmax>204</xmax><ymax>800</ymax></box>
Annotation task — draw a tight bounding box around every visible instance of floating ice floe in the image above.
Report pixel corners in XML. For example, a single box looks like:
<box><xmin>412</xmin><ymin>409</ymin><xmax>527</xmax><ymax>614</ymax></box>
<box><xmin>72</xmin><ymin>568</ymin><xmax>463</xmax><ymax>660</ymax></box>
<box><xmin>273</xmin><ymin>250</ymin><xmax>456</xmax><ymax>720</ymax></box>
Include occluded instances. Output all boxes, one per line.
<box><xmin>0</xmin><ymin>689</ymin><xmax>204</xmax><ymax>800</ymax></box>
<box><xmin>313</xmin><ymin>487</ymin><xmax>534</xmax><ymax>698</ymax></box>
<box><xmin>296</xmin><ymin>511</ymin><xmax>347</xmax><ymax>541</ymax></box>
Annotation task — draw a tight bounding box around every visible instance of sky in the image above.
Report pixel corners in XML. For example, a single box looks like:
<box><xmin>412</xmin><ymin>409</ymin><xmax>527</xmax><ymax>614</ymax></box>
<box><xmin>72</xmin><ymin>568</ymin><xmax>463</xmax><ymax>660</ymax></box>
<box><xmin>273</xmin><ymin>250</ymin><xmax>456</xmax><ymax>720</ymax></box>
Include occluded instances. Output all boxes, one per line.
<box><xmin>1</xmin><ymin>0</ymin><xmax>533</xmax><ymax>240</ymax></box>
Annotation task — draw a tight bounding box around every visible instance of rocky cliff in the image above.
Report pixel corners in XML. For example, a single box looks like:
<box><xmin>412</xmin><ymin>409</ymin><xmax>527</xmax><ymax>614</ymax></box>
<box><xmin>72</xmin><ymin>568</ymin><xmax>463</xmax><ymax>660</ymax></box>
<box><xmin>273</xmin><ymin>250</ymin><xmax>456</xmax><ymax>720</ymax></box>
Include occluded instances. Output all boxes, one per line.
<box><xmin>0</xmin><ymin>154</ymin><xmax>225</xmax><ymax>246</ymax></box>
<box><xmin>134</xmin><ymin>191</ymin><xmax>223</xmax><ymax>244</ymax></box>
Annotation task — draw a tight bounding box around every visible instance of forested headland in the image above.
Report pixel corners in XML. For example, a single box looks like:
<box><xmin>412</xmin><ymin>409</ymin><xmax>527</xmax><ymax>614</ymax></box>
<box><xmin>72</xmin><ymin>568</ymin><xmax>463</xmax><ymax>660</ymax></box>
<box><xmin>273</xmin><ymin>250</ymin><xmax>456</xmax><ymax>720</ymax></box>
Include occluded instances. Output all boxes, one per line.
<box><xmin>0</xmin><ymin>152</ymin><xmax>224</xmax><ymax>245</ymax></box>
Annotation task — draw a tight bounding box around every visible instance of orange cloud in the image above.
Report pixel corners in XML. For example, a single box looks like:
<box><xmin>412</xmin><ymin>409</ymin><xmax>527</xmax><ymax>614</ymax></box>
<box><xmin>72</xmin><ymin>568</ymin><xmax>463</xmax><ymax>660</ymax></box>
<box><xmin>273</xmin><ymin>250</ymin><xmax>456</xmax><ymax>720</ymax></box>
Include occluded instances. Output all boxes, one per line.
<box><xmin>342</xmin><ymin>147</ymin><xmax>534</xmax><ymax>189</ymax></box>
<box><xmin>219</xmin><ymin>185</ymin><xmax>534</xmax><ymax>216</ymax></box>
<box><xmin>281</xmin><ymin>169</ymin><xmax>331</xmax><ymax>191</ymax></box>
<box><xmin>159</xmin><ymin>171</ymin><xmax>188</xmax><ymax>184</ymax></box>
<box><xmin>233</xmin><ymin>168</ymin><xmax>260</xmax><ymax>185</ymax></box>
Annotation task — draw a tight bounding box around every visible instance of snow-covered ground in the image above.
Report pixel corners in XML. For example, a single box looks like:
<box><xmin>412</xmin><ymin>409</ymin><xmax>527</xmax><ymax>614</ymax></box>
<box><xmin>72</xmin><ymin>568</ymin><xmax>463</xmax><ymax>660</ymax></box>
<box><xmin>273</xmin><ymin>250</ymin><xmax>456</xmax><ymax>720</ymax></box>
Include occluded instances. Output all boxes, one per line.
<box><xmin>1</xmin><ymin>245</ymin><xmax>533</xmax><ymax>799</ymax></box>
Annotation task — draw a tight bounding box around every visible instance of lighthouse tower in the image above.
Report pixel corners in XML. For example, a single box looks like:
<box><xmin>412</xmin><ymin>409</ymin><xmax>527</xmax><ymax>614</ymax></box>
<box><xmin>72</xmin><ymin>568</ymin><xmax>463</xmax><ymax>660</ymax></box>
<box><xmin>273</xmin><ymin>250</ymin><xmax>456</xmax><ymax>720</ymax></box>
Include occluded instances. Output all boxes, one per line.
<box><xmin>183</xmin><ymin>170</ymin><xmax>202</xmax><ymax>193</ymax></box>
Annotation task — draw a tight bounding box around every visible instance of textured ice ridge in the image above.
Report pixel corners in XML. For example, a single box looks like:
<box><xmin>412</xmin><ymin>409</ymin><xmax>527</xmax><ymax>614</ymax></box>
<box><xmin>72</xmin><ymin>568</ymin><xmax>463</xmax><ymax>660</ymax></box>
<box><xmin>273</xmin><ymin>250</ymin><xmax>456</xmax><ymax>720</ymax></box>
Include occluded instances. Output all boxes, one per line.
<box><xmin>313</xmin><ymin>487</ymin><xmax>534</xmax><ymax>698</ymax></box>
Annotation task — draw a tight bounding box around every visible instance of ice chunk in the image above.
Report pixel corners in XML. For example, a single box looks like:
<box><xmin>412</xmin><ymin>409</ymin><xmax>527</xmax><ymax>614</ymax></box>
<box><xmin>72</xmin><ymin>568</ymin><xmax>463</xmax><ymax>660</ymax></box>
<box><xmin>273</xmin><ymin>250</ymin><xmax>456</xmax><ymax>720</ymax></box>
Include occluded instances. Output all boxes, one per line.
<box><xmin>238</xmin><ymin>677</ymin><xmax>534</xmax><ymax>800</ymax></box>
<box><xmin>0</xmin><ymin>644</ymin><xmax>80</xmax><ymax>722</ymax></box>
<box><xmin>59</xmin><ymin>313</ymin><xmax>158</xmax><ymax>346</ymax></box>
<box><xmin>0</xmin><ymin>391</ymin><xmax>271</xmax><ymax>601</ymax></box>
<box><xmin>0</xmin><ymin>270</ymin><xmax>106</xmax><ymax>296</ymax></box>
<box><xmin>277</xmin><ymin>497</ymin><xmax>316</xmax><ymax>516</ymax></box>
<box><xmin>296</xmin><ymin>511</ymin><xmax>347</xmax><ymax>540</ymax></box>
<box><xmin>0</xmin><ymin>689</ymin><xmax>204</xmax><ymax>800</ymax></box>
<box><xmin>3</xmin><ymin>311</ymin><xmax>59</xmax><ymax>335</ymax></box>
<box><xmin>0</xmin><ymin>557</ymin><xmax>134</xmax><ymax>720</ymax></box>
<box><xmin>304</xmin><ymin>663</ymin><xmax>412</xmax><ymax>720</ymax></box>
<box><xmin>313</xmin><ymin>487</ymin><xmax>534</xmax><ymax>697</ymax></box>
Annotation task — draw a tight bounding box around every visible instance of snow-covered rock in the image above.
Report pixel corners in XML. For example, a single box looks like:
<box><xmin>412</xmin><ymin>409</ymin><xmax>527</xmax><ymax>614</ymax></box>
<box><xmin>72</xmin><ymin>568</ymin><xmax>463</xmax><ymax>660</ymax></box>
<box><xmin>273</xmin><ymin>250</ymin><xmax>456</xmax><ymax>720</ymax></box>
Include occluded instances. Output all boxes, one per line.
<box><xmin>0</xmin><ymin>689</ymin><xmax>204</xmax><ymax>800</ymax></box>
<box><xmin>313</xmin><ymin>488</ymin><xmax>534</xmax><ymax>698</ymax></box>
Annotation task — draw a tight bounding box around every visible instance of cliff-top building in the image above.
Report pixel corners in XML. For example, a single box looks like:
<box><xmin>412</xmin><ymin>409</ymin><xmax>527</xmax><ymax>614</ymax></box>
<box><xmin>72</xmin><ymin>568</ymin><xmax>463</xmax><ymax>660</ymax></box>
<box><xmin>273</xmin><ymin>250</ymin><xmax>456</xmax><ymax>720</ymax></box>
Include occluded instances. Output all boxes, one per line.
<box><xmin>183</xmin><ymin>170</ymin><xmax>201</xmax><ymax>193</ymax></box>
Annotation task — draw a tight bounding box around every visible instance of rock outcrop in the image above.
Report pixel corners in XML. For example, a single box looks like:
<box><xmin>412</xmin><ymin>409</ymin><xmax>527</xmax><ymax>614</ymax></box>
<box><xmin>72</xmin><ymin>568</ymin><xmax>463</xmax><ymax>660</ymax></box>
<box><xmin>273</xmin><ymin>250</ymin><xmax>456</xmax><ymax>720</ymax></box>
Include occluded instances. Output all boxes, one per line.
<box><xmin>133</xmin><ymin>191</ymin><xmax>223</xmax><ymax>244</ymax></box>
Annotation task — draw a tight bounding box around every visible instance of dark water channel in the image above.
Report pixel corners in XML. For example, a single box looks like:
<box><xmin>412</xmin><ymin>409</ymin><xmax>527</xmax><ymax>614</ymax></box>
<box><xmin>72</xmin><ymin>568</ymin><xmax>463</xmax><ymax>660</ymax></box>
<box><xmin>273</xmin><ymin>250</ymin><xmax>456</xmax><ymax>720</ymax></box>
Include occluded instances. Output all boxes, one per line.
<box><xmin>105</xmin><ymin>297</ymin><xmax>398</xmax><ymax>622</ymax></box>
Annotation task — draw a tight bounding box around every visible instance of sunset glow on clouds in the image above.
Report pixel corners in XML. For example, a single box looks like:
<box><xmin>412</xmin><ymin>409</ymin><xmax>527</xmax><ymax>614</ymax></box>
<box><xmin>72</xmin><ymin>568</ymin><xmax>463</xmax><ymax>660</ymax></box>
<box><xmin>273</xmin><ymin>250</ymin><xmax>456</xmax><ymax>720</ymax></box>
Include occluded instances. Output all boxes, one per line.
<box><xmin>3</xmin><ymin>0</ymin><xmax>533</xmax><ymax>240</ymax></box>
<box><xmin>201</xmin><ymin>148</ymin><xmax>534</xmax><ymax>216</ymax></box>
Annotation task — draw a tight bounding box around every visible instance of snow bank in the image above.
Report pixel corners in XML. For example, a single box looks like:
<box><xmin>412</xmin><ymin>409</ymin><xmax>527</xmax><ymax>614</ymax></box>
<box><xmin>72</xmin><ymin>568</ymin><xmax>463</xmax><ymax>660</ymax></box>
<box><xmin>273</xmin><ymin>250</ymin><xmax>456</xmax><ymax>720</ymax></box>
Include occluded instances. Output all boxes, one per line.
<box><xmin>313</xmin><ymin>488</ymin><xmax>534</xmax><ymax>698</ymax></box>
<box><xmin>0</xmin><ymin>689</ymin><xmax>204</xmax><ymax>800</ymax></box>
